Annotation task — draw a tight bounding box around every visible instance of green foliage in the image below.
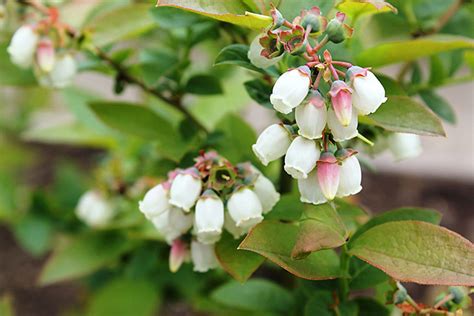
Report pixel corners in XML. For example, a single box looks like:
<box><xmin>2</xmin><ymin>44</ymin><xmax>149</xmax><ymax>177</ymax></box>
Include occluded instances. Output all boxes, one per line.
<box><xmin>264</xmin><ymin>194</ymin><xmax>304</xmax><ymax>221</ymax></box>
<box><xmin>214</xmin><ymin>44</ymin><xmax>262</xmax><ymax>73</ymax></box>
<box><xmin>184</xmin><ymin>74</ymin><xmax>223</xmax><ymax>95</ymax></box>
<box><xmin>419</xmin><ymin>89</ymin><xmax>457</xmax><ymax>123</ymax></box>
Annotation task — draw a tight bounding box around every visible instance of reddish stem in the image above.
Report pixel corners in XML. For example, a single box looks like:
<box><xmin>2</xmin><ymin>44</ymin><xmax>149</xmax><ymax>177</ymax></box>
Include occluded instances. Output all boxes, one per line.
<box><xmin>329</xmin><ymin>64</ymin><xmax>339</xmax><ymax>81</ymax></box>
<box><xmin>313</xmin><ymin>70</ymin><xmax>323</xmax><ymax>90</ymax></box>
<box><xmin>283</xmin><ymin>20</ymin><xmax>293</xmax><ymax>28</ymax></box>
<box><xmin>332</xmin><ymin>61</ymin><xmax>353</xmax><ymax>68</ymax></box>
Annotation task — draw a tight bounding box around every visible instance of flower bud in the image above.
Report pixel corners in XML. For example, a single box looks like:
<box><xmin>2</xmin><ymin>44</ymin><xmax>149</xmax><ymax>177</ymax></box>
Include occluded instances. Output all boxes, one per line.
<box><xmin>284</xmin><ymin>136</ymin><xmax>320</xmax><ymax>179</ymax></box>
<box><xmin>76</xmin><ymin>190</ymin><xmax>114</xmax><ymax>227</ymax></box>
<box><xmin>327</xmin><ymin>107</ymin><xmax>358</xmax><ymax>141</ymax></box>
<box><xmin>252</xmin><ymin>170</ymin><xmax>280</xmax><ymax>213</ymax></box>
<box><xmin>252</xmin><ymin>124</ymin><xmax>292</xmax><ymax>166</ymax></box>
<box><xmin>325</xmin><ymin>12</ymin><xmax>352</xmax><ymax>43</ymax></box>
<box><xmin>228</xmin><ymin>188</ymin><xmax>263</xmax><ymax>229</ymax></box>
<box><xmin>348</xmin><ymin>66</ymin><xmax>387</xmax><ymax>115</ymax></box>
<box><xmin>297</xmin><ymin>169</ymin><xmax>327</xmax><ymax>205</ymax></box>
<box><xmin>329</xmin><ymin>80</ymin><xmax>353</xmax><ymax>126</ymax></box>
<box><xmin>139</xmin><ymin>183</ymin><xmax>170</xmax><ymax>220</ymax></box>
<box><xmin>388</xmin><ymin>133</ymin><xmax>422</xmax><ymax>161</ymax></box>
<box><xmin>448</xmin><ymin>286</ymin><xmax>466</xmax><ymax>304</ymax></box>
<box><xmin>270</xmin><ymin>66</ymin><xmax>311</xmax><ymax>114</ymax></box>
<box><xmin>248</xmin><ymin>33</ymin><xmax>283</xmax><ymax>69</ymax></box>
<box><xmin>224</xmin><ymin>211</ymin><xmax>246</xmax><ymax>239</ymax></box>
<box><xmin>278</xmin><ymin>25</ymin><xmax>308</xmax><ymax>55</ymax></box>
<box><xmin>336</xmin><ymin>155</ymin><xmax>362</xmax><ymax>197</ymax></box>
<box><xmin>317</xmin><ymin>152</ymin><xmax>340</xmax><ymax>201</ymax></box>
<box><xmin>301</xmin><ymin>7</ymin><xmax>327</xmax><ymax>33</ymax></box>
<box><xmin>152</xmin><ymin>206</ymin><xmax>193</xmax><ymax>244</ymax></box>
<box><xmin>270</xmin><ymin>6</ymin><xmax>285</xmax><ymax>29</ymax></box>
<box><xmin>39</xmin><ymin>54</ymin><xmax>77</xmax><ymax>88</ymax></box>
<box><xmin>36</xmin><ymin>39</ymin><xmax>55</xmax><ymax>73</ymax></box>
<box><xmin>295</xmin><ymin>91</ymin><xmax>327</xmax><ymax>139</ymax></box>
<box><xmin>191</xmin><ymin>240</ymin><xmax>219</xmax><ymax>272</ymax></box>
<box><xmin>169</xmin><ymin>239</ymin><xmax>189</xmax><ymax>273</ymax></box>
<box><xmin>169</xmin><ymin>170</ymin><xmax>202</xmax><ymax>211</ymax></box>
<box><xmin>7</xmin><ymin>25</ymin><xmax>39</xmax><ymax>68</ymax></box>
<box><xmin>195</xmin><ymin>190</ymin><xmax>224</xmax><ymax>244</ymax></box>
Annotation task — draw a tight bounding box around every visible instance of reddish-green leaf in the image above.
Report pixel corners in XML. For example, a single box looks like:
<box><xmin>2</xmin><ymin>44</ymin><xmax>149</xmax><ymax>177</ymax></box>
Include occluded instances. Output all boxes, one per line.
<box><xmin>349</xmin><ymin>221</ymin><xmax>474</xmax><ymax>286</ymax></box>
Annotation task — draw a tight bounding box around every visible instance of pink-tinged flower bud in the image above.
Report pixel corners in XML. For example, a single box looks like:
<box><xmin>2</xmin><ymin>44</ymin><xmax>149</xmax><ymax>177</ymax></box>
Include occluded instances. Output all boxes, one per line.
<box><xmin>195</xmin><ymin>190</ymin><xmax>224</xmax><ymax>244</ymax></box>
<box><xmin>327</xmin><ymin>107</ymin><xmax>358</xmax><ymax>141</ymax></box>
<box><xmin>248</xmin><ymin>33</ymin><xmax>283</xmax><ymax>69</ymax></box>
<box><xmin>39</xmin><ymin>54</ymin><xmax>77</xmax><ymax>88</ymax></box>
<box><xmin>329</xmin><ymin>80</ymin><xmax>353</xmax><ymax>126</ymax></box>
<box><xmin>252</xmin><ymin>124</ymin><xmax>292</xmax><ymax>166</ymax></box>
<box><xmin>301</xmin><ymin>7</ymin><xmax>328</xmax><ymax>34</ymax></box>
<box><xmin>337</xmin><ymin>155</ymin><xmax>362</xmax><ymax>198</ymax></box>
<box><xmin>388</xmin><ymin>133</ymin><xmax>422</xmax><ymax>161</ymax></box>
<box><xmin>152</xmin><ymin>206</ymin><xmax>193</xmax><ymax>244</ymax></box>
<box><xmin>36</xmin><ymin>39</ymin><xmax>55</xmax><ymax>73</ymax></box>
<box><xmin>169</xmin><ymin>239</ymin><xmax>189</xmax><ymax>273</ymax></box>
<box><xmin>297</xmin><ymin>169</ymin><xmax>327</xmax><ymax>205</ymax></box>
<box><xmin>326</xmin><ymin>12</ymin><xmax>353</xmax><ymax>43</ymax></box>
<box><xmin>7</xmin><ymin>25</ymin><xmax>39</xmax><ymax>68</ymax></box>
<box><xmin>284</xmin><ymin>136</ymin><xmax>320</xmax><ymax>179</ymax></box>
<box><xmin>348</xmin><ymin>66</ymin><xmax>387</xmax><ymax>115</ymax></box>
<box><xmin>228</xmin><ymin>188</ymin><xmax>263</xmax><ymax>229</ymax></box>
<box><xmin>317</xmin><ymin>152</ymin><xmax>340</xmax><ymax>201</ymax></box>
<box><xmin>224</xmin><ymin>211</ymin><xmax>246</xmax><ymax>239</ymax></box>
<box><xmin>169</xmin><ymin>170</ymin><xmax>202</xmax><ymax>211</ymax></box>
<box><xmin>270</xmin><ymin>66</ymin><xmax>311</xmax><ymax>114</ymax></box>
<box><xmin>76</xmin><ymin>190</ymin><xmax>114</xmax><ymax>227</ymax></box>
<box><xmin>295</xmin><ymin>91</ymin><xmax>327</xmax><ymax>139</ymax></box>
<box><xmin>251</xmin><ymin>167</ymin><xmax>280</xmax><ymax>213</ymax></box>
<box><xmin>191</xmin><ymin>240</ymin><xmax>219</xmax><ymax>273</ymax></box>
<box><xmin>138</xmin><ymin>183</ymin><xmax>170</xmax><ymax>220</ymax></box>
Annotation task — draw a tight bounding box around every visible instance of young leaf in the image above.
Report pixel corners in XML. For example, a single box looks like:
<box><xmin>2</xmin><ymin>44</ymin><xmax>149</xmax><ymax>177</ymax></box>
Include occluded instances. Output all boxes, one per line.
<box><xmin>156</xmin><ymin>0</ymin><xmax>272</xmax><ymax>29</ymax></box>
<box><xmin>211</xmin><ymin>279</ymin><xmax>294</xmax><ymax>313</ymax></box>
<box><xmin>349</xmin><ymin>221</ymin><xmax>474</xmax><ymax>285</ymax></box>
<box><xmin>349</xmin><ymin>257</ymin><xmax>388</xmax><ymax>290</ymax></box>
<box><xmin>244</xmin><ymin>79</ymin><xmax>273</xmax><ymax>109</ymax></box>
<box><xmin>356</xmin><ymin>35</ymin><xmax>474</xmax><ymax>67</ymax></box>
<box><xmin>214</xmin><ymin>232</ymin><xmax>265</xmax><ymax>283</ymax></box>
<box><xmin>39</xmin><ymin>233</ymin><xmax>134</xmax><ymax>285</ymax></box>
<box><xmin>419</xmin><ymin>90</ymin><xmax>456</xmax><ymax>124</ymax></box>
<box><xmin>214</xmin><ymin>44</ymin><xmax>262</xmax><ymax>73</ymax></box>
<box><xmin>349</xmin><ymin>207</ymin><xmax>441</xmax><ymax>245</ymax></box>
<box><xmin>360</xmin><ymin>95</ymin><xmax>446</xmax><ymax>136</ymax></box>
<box><xmin>337</xmin><ymin>0</ymin><xmax>396</xmax><ymax>22</ymax></box>
<box><xmin>291</xmin><ymin>204</ymin><xmax>348</xmax><ymax>259</ymax></box>
<box><xmin>184</xmin><ymin>74</ymin><xmax>223</xmax><ymax>95</ymax></box>
<box><xmin>264</xmin><ymin>194</ymin><xmax>304</xmax><ymax>221</ymax></box>
<box><xmin>428</xmin><ymin>55</ymin><xmax>446</xmax><ymax>86</ymax></box>
<box><xmin>239</xmin><ymin>221</ymin><xmax>341</xmax><ymax>280</ymax></box>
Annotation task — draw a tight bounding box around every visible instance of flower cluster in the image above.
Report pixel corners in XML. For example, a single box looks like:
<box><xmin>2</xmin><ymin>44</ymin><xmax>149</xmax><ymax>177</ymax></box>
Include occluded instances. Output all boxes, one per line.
<box><xmin>138</xmin><ymin>151</ymin><xmax>279</xmax><ymax>273</ymax></box>
<box><xmin>7</xmin><ymin>6</ymin><xmax>77</xmax><ymax>88</ymax></box>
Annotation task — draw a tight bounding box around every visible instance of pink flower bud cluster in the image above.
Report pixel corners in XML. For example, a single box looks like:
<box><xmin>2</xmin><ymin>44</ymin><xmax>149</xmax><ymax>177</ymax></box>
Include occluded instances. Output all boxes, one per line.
<box><xmin>138</xmin><ymin>151</ymin><xmax>280</xmax><ymax>273</ymax></box>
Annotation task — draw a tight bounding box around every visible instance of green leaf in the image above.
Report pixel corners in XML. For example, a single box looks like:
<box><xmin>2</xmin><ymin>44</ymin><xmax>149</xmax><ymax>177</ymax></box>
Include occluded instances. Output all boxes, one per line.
<box><xmin>375</xmin><ymin>73</ymin><xmax>406</xmax><ymax>96</ymax></box>
<box><xmin>303</xmin><ymin>291</ymin><xmax>333</xmax><ymax>316</ymax></box>
<box><xmin>333</xmin><ymin>198</ymin><xmax>369</xmax><ymax>235</ymax></box>
<box><xmin>337</xmin><ymin>0</ymin><xmax>396</xmax><ymax>22</ymax></box>
<box><xmin>428</xmin><ymin>55</ymin><xmax>446</xmax><ymax>85</ymax></box>
<box><xmin>0</xmin><ymin>43</ymin><xmax>36</xmax><ymax>86</ymax></box>
<box><xmin>156</xmin><ymin>0</ymin><xmax>272</xmax><ymax>29</ymax></box>
<box><xmin>39</xmin><ymin>233</ymin><xmax>133</xmax><ymax>285</ymax></box>
<box><xmin>150</xmin><ymin>6</ymin><xmax>208</xmax><ymax>28</ymax></box>
<box><xmin>354</xmin><ymin>298</ymin><xmax>389</xmax><ymax>316</ymax></box>
<box><xmin>137</xmin><ymin>49</ymin><xmax>180</xmax><ymax>87</ymax></box>
<box><xmin>349</xmin><ymin>221</ymin><xmax>474</xmax><ymax>285</ymax></box>
<box><xmin>211</xmin><ymin>279</ymin><xmax>294</xmax><ymax>313</ymax></box>
<box><xmin>0</xmin><ymin>295</ymin><xmax>14</xmax><ymax>316</ymax></box>
<box><xmin>349</xmin><ymin>207</ymin><xmax>441</xmax><ymax>245</ymax></box>
<box><xmin>184</xmin><ymin>74</ymin><xmax>223</xmax><ymax>95</ymax></box>
<box><xmin>292</xmin><ymin>204</ymin><xmax>348</xmax><ymax>259</ymax></box>
<box><xmin>244</xmin><ymin>79</ymin><xmax>273</xmax><ymax>109</ymax></box>
<box><xmin>239</xmin><ymin>221</ymin><xmax>341</xmax><ymax>280</ymax></box>
<box><xmin>265</xmin><ymin>194</ymin><xmax>304</xmax><ymax>221</ymax></box>
<box><xmin>214</xmin><ymin>44</ymin><xmax>262</xmax><ymax>73</ymax></box>
<box><xmin>360</xmin><ymin>95</ymin><xmax>446</xmax><ymax>136</ymax></box>
<box><xmin>419</xmin><ymin>90</ymin><xmax>456</xmax><ymax>124</ymax></box>
<box><xmin>215</xmin><ymin>232</ymin><xmax>265</xmax><ymax>283</ymax></box>
<box><xmin>87</xmin><ymin>4</ymin><xmax>155</xmax><ymax>46</ymax></box>
<box><xmin>410</xmin><ymin>62</ymin><xmax>423</xmax><ymax>85</ymax></box>
<box><xmin>356</xmin><ymin>35</ymin><xmax>474</xmax><ymax>67</ymax></box>
<box><xmin>13</xmin><ymin>215</ymin><xmax>54</xmax><ymax>257</ymax></box>
<box><xmin>86</xmin><ymin>278</ymin><xmax>158</xmax><ymax>316</ymax></box>
<box><xmin>349</xmin><ymin>257</ymin><xmax>388</xmax><ymax>290</ymax></box>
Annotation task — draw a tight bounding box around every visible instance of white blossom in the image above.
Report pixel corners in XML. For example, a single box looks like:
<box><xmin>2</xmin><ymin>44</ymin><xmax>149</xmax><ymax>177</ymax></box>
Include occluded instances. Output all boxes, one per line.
<box><xmin>169</xmin><ymin>172</ymin><xmax>202</xmax><ymax>211</ymax></box>
<box><xmin>152</xmin><ymin>206</ymin><xmax>193</xmax><ymax>244</ymax></box>
<box><xmin>252</xmin><ymin>172</ymin><xmax>280</xmax><ymax>214</ymax></box>
<box><xmin>195</xmin><ymin>192</ymin><xmax>224</xmax><ymax>244</ymax></box>
<box><xmin>337</xmin><ymin>155</ymin><xmax>362</xmax><ymax>197</ymax></box>
<box><xmin>295</xmin><ymin>101</ymin><xmax>327</xmax><ymax>140</ymax></box>
<box><xmin>227</xmin><ymin>188</ymin><xmax>263</xmax><ymax>229</ymax></box>
<box><xmin>270</xmin><ymin>67</ymin><xmax>311</xmax><ymax>114</ymax></box>
<box><xmin>252</xmin><ymin>124</ymin><xmax>291</xmax><ymax>166</ymax></box>
<box><xmin>297</xmin><ymin>169</ymin><xmax>327</xmax><ymax>205</ymax></box>
<box><xmin>223</xmin><ymin>211</ymin><xmax>246</xmax><ymax>239</ymax></box>
<box><xmin>388</xmin><ymin>133</ymin><xmax>422</xmax><ymax>161</ymax></box>
<box><xmin>248</xmin><ymin>33</ymin><xmax>283</xmax><ymax>69</ymax></box>
<box><xmin>76</xmin><ymin>190</ymin><xmax>114</xmax><ymax>227</ymax></box>
<box><xmin>39</xmin><ymin>54</ymin><xmax>77</xmax><ymax>88</ymax></box>
<box><xmin>7</xmin><ymin>25</ymin><xmax>39</xmax><ymax>68</ymax></box>
<box><xmin>138</xmin><ymin>184</ymin><xmax>170</xmax><ymax>220</ymax></box>
<box><xmin>191</xmin><ymin>240</ymin><xmax>219</xmax><ymax>272</ymax></box>
<box><xmin>36</xmin><ymin>39</ymin><xmax>55</xmax><ymax>72</ymax></box>
<box><xmin>349</xmin><ymin>67</ymin><xmax>387</xmax><ymax>115</ymax></box>
<box><xmin>327</xmin><ymin>108</ymin><xmax>358</xmax><ymax>142</ymax></box>
<box><xmin>284</xmin><ymin>136</ymin><xmax>320</xmax><ymax>179</ymax></box>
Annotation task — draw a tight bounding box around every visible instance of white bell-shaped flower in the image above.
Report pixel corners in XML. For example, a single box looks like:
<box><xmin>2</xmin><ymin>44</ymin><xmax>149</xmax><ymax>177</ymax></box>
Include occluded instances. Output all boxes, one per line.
<box><xmin>7</xmin><ymin>25</ymin><xmax>39</xmax><ymax>68</ymax></box>
<box><xmin>39</xmin><ymin>54</ymin><xmax>77</xmax><ymax>88</ymax></box>
<box><xmin>228</xmin><ymin>188</ymin><xmax>263</xmax><ymax>229</ymax></box>
<box><xmin>270</xmin><ymin>66</ymin><xmax>311</xmax><ymax>114</ymax></box>
<box><xmin>195</xmin><ymin>190</ymin><xmax>224</xmax><ymax>244</ymax></box>
<box><xmin>349</xmin><ymin>66</ymin><xmax>387</xmax><ymax>115</ymax></box>
<box><xmin>388</xmin><ymin>133</ymin><xmax>422</xmax><ymax>161</ymax></box>
<box><xmin>252</xmin><ymin>124</ymin><xmax>292</xmax><ymax>166</ymax></box>
<box><xmin>248</xmin><ymin>33</ymin><xmax>283</xmax><ymax>69</ymax></box>
<box><xmin>317</xmin><ymin>152</ymin><xmax>340</xmax><ymax>201</ymax></box>
<box><xmin>252</xmin><ymin>172</ymin><xmax>280</xmax><ymax>214</ymax></box>
<box><xmin>297</xmin><ymin>169</ymin><xmax>327</xmax><ymax>205</ymax></box>
<box><xmin>169</xmin><ymin>171</ymin><xmax>202</xmax><ymax>211</ymax></box>
<box><xmin>76</xmin><ymin>190</ymin><xmax>114</xmax><ymax>227</ymax></box>
<box><xmin>284</xmin><ymin>136</ymin><xmax>320</xmax><ymax>179</ymax></box>
<box><xmin>327</xmin><ymin>108</ymin><xmax>358</xmax><ymax>142</ymax></box>
<box><xmin>337</xmin><ymin>155</ymin><xmax>362</xmax><ymax>197</ymax></box>
<box><xmin>138</xmin><ymin>183</ymin><xmax>170</xmax><ymax>220</ymax></box>
<box><xmin>224</xmin><ymin>211</ymin><xmax>246</xmax><ymax>239</ymax></box>
<box><xmin>152</xmin><ymin>206</ymin><xmax>193</xmax><ymax>244</ymax></box>
<box><xmin>191</xmin><ymin>240</ymin><xmax>219</xmax><ymax>273</ymax></box>
<box><xmin>295</xmin><ymin>92</ymin><xmax>327</xmax><ymax>139</ymax></box>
